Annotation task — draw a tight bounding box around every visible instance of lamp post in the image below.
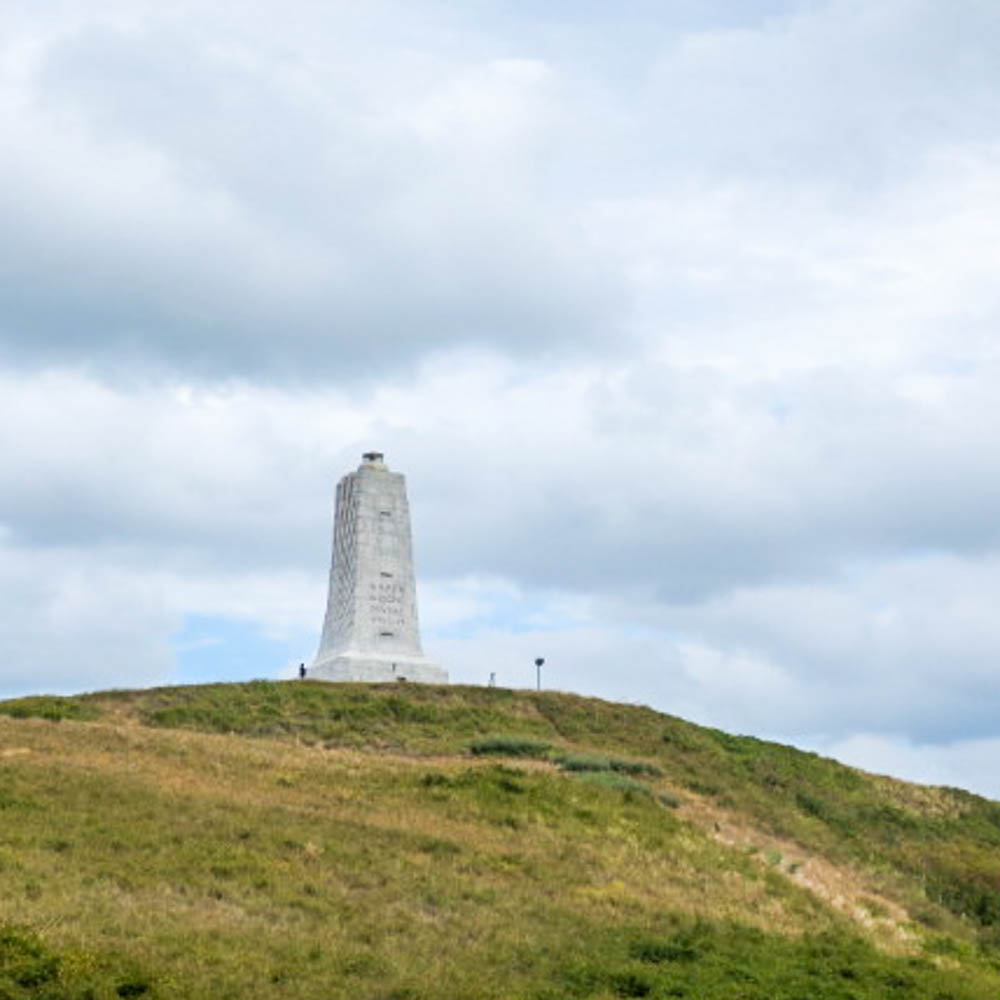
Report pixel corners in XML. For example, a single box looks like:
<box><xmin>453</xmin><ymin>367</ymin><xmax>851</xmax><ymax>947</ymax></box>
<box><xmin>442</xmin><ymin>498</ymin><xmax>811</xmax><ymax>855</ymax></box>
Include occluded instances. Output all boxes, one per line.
<box><xmin>534</xmin><ymin>657</ymin><xmax>545</xmax><ymax>691</ymax></box>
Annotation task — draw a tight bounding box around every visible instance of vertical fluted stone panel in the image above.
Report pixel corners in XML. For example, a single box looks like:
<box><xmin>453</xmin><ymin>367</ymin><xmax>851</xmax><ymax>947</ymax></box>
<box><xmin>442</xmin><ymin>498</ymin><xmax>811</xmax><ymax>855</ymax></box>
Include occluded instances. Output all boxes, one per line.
<box><xmin>311</xmin><ymin>453</ymin><xmax>447</xmax><ymax>683</ymax></box>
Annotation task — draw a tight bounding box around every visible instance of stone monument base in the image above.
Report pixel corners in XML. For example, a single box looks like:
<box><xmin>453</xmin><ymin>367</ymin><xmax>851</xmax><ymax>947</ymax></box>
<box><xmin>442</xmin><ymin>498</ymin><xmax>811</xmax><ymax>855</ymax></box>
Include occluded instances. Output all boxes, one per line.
<box><xmin>309</xmin><ymin>651</ymin><xmax>447</xmax><ymax>684</ymax></box>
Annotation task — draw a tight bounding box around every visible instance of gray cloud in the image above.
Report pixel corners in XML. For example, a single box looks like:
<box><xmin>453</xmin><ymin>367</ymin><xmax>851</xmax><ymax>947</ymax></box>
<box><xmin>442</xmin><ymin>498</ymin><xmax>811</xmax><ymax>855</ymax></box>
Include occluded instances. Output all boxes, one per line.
<box><xmin>5</xmin><ymin>1</ymin><xmax>1000</xmax><ymax>381</ymax></box>
<box><xmin>0</xmin><ymin>11</ymin><xmax>626</xmax><ymax>380</ymax></box>
<box><xmin>408</xmin><ymin>361</ymin><xmax>1000</xmax><ymax>597</ymax></box>
<box><xmin>4</xmin><ymin>352</ymin><xmax>1000</xmax><ymax>598</ymax></box>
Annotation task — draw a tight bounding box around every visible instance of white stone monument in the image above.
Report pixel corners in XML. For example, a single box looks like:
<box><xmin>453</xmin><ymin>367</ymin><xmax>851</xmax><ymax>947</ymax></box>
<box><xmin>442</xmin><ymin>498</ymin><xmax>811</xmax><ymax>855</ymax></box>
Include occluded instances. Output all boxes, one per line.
<box><xmin>310</xmin><ymin>452</ymin><xmax>447</xmax><ymax>684</ymax></box>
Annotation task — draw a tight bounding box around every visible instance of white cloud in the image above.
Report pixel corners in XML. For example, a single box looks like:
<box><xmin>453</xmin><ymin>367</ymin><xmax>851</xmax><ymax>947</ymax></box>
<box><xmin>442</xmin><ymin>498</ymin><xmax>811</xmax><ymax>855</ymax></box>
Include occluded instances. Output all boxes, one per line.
<box><xmin>0</xmin><ymin>542</ymin><xmax>175</xmax><ymax>697</ymax></box>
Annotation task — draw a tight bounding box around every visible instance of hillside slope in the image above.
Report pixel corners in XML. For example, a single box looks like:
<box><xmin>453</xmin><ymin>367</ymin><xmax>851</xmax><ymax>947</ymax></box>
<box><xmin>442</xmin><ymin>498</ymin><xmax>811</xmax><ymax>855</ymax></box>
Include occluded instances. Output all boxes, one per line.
<box><xmin>2</xmin><ymin>681</ymin><xmax>1000</xmax><ymax>999</ymax></box>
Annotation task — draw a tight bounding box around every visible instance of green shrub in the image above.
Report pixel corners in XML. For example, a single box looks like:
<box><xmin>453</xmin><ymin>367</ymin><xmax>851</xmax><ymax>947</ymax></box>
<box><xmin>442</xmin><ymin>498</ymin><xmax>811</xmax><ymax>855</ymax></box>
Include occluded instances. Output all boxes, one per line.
<box><xmin>684</xmin><ymin>778</ymin><xmax>721</xmax><ymax>797</ymax></box>
<box><xmin>0</xmin><ymin>925</ymin><xmax>59</xmax><ymax>989</ymax></box>
<box><xmin>419</xmin><ymin>772</ymin><xmax>451</xmax><ymax>787</ymax></box>
<box><xmin>610</xmin><ymin>970</ymin><xmax>652</xmax><ymax>996</ymax></box>
<box><xmin>0</xmin><ymin>696</ymin><xmax>98</xmax><ymax>723</ymax></box>
<box><xmin>609</xmin><ymin>758</ymin><xmax>662</xmax><ymax>777</ymax></box>
<box><xmin>557</xmin><ymin>752</ymin><xmax>659</xmax><ymax>776</ymax></box>
<box><xmin>558</xmin><ymin>752</ymin><xmax>612</xmax><ymax>772</ymax></box>
<box><xmin>795</xmin><ymin>791</ymin><xmax>830</xmax><ymax>820</ymax></box>
<box><xmin>116</xmin><ymin>978</ymin><xmax>152</xmax><ymax>997</ymax></box>
<box><xmin>468</xmin><ymin>736</ymin><xmax>551</xmax><ymax>758</ymax></box>
<box><xmin>574</xmin><ymin>771</ymin><xmax>652</xmax><ymax>797</ymax></box>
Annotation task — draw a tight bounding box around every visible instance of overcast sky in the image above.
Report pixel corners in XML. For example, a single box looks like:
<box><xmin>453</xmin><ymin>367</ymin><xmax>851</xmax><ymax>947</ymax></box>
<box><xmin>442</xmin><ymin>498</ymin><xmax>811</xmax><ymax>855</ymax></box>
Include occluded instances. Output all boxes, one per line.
<box><xmin>3</xmin><ymin>0</ymin><xmax>1000</xmax><ymax>796</ymax></box>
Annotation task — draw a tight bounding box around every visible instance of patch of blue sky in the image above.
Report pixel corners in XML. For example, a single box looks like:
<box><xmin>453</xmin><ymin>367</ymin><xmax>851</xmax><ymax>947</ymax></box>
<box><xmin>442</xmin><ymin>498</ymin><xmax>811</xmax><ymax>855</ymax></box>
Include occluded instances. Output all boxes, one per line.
<box><xmin>171</xmin><ymin>614</ymin><xmax>315</xmax><ymax>685</ymax></box>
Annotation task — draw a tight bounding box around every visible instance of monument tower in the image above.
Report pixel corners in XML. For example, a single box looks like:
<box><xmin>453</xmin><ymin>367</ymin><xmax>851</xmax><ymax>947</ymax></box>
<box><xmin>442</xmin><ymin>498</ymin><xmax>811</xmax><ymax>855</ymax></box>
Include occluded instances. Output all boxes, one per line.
<box><xmin>311</xmin><ymin>452</ymin><xmax>447</xmax><ymax>684</ymax></box>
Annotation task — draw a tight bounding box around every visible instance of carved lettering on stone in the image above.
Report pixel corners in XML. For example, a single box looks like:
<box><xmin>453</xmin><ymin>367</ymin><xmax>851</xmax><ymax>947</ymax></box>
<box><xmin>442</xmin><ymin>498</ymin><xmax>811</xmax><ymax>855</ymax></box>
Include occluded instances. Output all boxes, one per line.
<box><xmin>310</xmin><ymin>453</ymin><xmax>447</xmax><ymax>684</ymax></box>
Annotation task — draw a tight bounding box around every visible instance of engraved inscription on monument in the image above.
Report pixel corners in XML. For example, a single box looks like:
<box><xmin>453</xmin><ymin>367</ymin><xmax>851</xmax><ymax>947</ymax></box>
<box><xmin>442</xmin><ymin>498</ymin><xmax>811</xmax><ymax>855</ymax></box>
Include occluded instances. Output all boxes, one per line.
<box><xmin>310</xmin><ymin>452</ymin><xmax>447</xmax><ymax>684</ymax></box>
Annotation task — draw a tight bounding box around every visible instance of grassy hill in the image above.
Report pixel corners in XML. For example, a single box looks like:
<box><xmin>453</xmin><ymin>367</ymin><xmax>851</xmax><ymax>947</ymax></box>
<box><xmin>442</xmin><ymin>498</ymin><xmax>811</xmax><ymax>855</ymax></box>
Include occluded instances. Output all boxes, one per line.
<box><xmin>2</xmin><ymin>681</ymin><xmax>1000</xmax><ymax>998</ymax></box>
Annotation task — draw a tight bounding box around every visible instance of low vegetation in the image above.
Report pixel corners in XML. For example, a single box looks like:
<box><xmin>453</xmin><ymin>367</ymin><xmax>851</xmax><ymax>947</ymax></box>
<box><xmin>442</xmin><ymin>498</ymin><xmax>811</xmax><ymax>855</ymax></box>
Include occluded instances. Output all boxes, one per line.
<box><xmin>2</xmin><ymin>680</ymin><xmax>1000</xmax><ymax>997</ymax></box>
<box><xmin>468</xmin><ymin>735</ymin><xmax>552</xmax><ymax>757</ymax></box>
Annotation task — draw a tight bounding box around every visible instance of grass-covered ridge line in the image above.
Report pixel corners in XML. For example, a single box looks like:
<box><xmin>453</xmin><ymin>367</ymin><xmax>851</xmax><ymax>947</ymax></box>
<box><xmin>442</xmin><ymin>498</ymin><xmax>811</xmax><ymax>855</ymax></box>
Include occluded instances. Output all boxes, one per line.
<box><xmin>3</xmin><ymin>680</ymin><xmax>1000</xmax><ymax>997</ymax></box>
